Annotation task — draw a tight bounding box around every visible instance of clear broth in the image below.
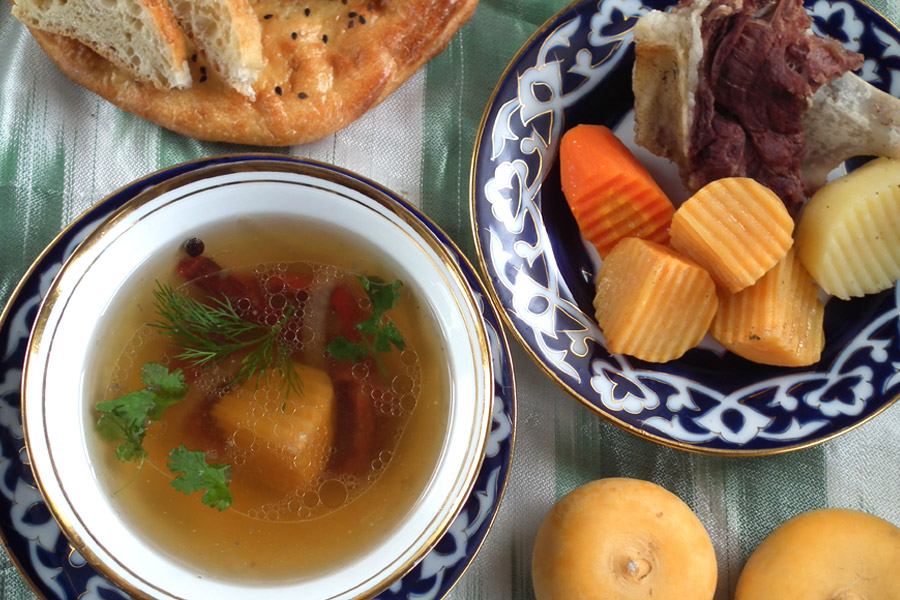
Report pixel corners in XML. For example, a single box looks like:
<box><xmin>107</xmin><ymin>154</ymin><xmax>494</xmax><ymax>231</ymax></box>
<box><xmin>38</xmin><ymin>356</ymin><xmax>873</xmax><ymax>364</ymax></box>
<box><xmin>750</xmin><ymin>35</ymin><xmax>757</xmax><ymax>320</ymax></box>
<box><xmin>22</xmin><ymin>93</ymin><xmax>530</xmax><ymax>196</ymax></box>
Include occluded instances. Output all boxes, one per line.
<box><xmin>91</xmin><ymin>217</ymin><xmax>449</xmax><ymax>581</ymax></box>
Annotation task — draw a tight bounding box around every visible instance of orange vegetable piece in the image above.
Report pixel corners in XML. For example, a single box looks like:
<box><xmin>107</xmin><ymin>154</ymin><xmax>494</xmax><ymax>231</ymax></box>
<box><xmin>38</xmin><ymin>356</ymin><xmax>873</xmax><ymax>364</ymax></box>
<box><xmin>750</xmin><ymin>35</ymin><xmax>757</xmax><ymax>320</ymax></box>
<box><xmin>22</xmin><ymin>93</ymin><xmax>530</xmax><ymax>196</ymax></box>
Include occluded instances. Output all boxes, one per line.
<box><xmin>593</xmin><ymin>238</ymin><xmax>717</xmax><ymax>362</ymax></box>
<box><xmin>710</xmin><ymin>249</ymin><xmax>824</xmax><ymax>367</ymax></box>
<box><xmin>532</xmin><ymin>479</ymin><xmax>717</xmax><ymax>600</ymax></box>
<box><xmin>735</xmin><ymin>509</ymin><xmax>900</xmax><ymax>600</ymax></box>
<box><xmin>670</xmin><ymin>177</ymin><xmax>794</xmax><ymax>293</ymax></box>
<box><xmin>560</xmin><ymin>124</ymin><xmax>675</xmax><ymax>258</ymax></box>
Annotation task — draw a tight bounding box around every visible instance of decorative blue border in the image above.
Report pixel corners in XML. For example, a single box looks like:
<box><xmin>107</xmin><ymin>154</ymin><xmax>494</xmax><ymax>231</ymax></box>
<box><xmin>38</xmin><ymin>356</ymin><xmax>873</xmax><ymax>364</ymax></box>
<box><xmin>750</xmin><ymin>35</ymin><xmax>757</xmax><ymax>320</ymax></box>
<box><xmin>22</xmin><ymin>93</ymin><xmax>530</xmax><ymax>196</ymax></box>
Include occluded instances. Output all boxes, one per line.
<box><xmin>471</xmin><ymin>0</ymin><xmax>900</xmax><ymax>453</ymax></box>
<box><xmin>0</xmin><ymin>155</ymin><xmax>516</xmax><ymax>600</ymax></box>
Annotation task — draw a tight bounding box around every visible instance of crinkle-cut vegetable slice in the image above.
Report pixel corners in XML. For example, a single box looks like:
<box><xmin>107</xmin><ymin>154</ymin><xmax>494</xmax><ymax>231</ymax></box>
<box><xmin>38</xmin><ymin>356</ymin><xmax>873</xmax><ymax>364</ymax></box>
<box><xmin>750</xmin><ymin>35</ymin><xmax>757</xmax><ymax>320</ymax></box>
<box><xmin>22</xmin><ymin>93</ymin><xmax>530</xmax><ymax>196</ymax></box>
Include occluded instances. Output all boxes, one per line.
<box><xmin>560</xmin><ymin>124</ymin><xmax>675</xmax><ymax>258</ymax></box>
<box><xmin>711</xmin><ymin>249</ymin><xmax>824</xmax><ymax>367</ymax></box>
<box><xmin>795</xmin><ymin>157</ymin><xmax>900</xmax><ymax>300</ymax></box>
<box><xmin>735</xmin><ymin>508</ymin><xmax>900</xmax><ymax>600</ymax></box>
<box><xmin>593</xmin><ymin>238</ymin><xmax>717</xmax><ymax>362</ymax></box>
<box><xmin>670</xmin><ymin>177</ymin><xmax>794</xmax><ymax>293</ymax></box>
<box><xmin>210</xmin><ymin>363</ymin><xmax>334</xmax><ymax>493</ymax></box>
<box><xmin>532</xmin><ymin>478</ymin><xmax>717</xmax><ymax>600</ymax></box>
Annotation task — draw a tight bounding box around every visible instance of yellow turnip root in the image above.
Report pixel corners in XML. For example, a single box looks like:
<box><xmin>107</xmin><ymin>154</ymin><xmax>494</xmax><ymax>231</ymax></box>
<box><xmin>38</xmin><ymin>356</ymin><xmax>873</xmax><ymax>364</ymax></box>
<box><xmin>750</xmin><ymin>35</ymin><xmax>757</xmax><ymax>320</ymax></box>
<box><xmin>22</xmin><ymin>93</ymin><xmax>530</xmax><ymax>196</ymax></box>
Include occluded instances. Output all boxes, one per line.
<box><xmin>735</xmin><ymin>508</ymin><xmax>900</xmax><ymax>600</ymax></box>
<box><xmin>531</xmin><ymin>478</ymin><xmax>717</xmax><ymax>600</ymax></box>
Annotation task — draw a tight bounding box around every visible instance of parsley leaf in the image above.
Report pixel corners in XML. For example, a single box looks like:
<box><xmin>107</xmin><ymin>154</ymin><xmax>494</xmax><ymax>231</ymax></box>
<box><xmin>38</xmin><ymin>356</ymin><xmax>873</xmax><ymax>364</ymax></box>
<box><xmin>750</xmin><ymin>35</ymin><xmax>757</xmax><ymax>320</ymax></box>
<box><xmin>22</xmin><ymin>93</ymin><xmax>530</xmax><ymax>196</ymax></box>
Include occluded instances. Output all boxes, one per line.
<box><xmin>168</xmin><ymin>445</ymin><xmax>233</xmax><ymax>511</ymax></box>
<box><xmin>326</xmin><ymin>276</ymin><xmax>406</xmax><ymax>375</ymax></box>
<box><xmin>95</xmin><ymin>363</ymin><xmax>188</xmax><ymax>463</ymax></box>
<box><xmin>374</xmin><ymin>321</ymin><xmax>404</xmax><ymax>353</ymax></box>
<box><xmin>361</xmin><ymin>277</ymin><xmax>403</xmax><ymax>328</ymax></box>
<box><xmin>326</xmin><ymin>336</ymin><xmax>369</xmax><ymax>364</ymax></box>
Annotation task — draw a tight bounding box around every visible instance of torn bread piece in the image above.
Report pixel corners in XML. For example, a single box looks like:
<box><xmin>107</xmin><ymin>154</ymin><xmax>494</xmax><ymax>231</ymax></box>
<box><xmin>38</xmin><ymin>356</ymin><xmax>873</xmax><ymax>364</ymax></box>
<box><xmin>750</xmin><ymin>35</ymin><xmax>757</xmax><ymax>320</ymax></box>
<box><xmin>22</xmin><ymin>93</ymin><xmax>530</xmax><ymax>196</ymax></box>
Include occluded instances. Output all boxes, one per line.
<box><xmin>632</xmin><ymin>0</ymin><xmax>710</xmax><ymax>180</ymax></box>
<box><xmin>12</xmin><ymin>0</ymin><xmax>191</xmax><ymax>90</ymax></box>
<box><xmin>166</xmin><ymin>0</ymin><xmax>265</xmax><ymax>98</ymax></box>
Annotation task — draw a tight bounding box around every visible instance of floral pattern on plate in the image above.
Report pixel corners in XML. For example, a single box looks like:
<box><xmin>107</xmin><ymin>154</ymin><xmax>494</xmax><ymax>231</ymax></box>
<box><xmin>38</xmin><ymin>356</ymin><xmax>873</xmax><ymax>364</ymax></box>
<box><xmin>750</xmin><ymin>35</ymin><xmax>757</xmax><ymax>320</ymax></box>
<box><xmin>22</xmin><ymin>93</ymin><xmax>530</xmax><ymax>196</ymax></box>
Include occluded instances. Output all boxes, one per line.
<box><xmin>0</xmin><ymin>156</ymin><xmax>516</xmax><ymax>600</ymax></box>
<box><xmin>470</xmin><ymin>0</ymin><xmax>900</xmax><ymax>454</ymax></box>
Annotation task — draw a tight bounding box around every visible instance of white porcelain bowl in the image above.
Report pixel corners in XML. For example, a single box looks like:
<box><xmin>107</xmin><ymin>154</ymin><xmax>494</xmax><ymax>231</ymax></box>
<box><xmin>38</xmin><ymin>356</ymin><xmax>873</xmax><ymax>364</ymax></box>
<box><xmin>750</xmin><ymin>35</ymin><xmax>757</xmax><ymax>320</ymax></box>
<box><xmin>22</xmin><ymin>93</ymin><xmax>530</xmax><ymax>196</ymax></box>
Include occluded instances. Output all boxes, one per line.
<box><xmin>22</xmin><ymin>159</ymin><xmax>493</xmax><ymax>600</ymax></box>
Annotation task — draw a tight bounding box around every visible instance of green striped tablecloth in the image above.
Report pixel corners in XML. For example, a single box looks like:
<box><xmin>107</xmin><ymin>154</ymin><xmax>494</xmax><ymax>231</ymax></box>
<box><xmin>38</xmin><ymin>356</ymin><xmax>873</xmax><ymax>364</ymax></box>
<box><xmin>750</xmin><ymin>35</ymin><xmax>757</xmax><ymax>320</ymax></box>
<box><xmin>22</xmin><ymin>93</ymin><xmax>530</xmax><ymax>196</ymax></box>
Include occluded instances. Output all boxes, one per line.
<box><xmin>1</xmin><ymin>1</ymin><xmax>899</xmax><ymax>598</ymax></box>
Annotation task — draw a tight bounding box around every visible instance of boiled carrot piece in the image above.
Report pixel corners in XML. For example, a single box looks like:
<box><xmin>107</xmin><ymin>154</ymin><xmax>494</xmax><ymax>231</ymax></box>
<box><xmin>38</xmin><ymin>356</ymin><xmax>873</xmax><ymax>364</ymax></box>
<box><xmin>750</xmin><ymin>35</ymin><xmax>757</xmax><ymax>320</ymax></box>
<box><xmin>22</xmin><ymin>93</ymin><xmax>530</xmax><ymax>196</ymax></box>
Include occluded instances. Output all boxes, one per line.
<box><xmin>593</xmin><ymin>238</ymin><xmax>717</xmax><ymax>362</ymax></box>
<box><xmin>669</xmin><ymin>177</ymin><xmax>793</xmax><ymax>293</ymax></box>
<box><xmin>560</xmin><ymin>124</ymin><xmax>674</xmax><ymax>258</ymax></box>
<box><xmin>327</xmin><ymin>281</ymin><xmax>379</xmax><ymax>476</ymax></box>
<box><xmin>711</xmin><ymin>249</ymin><xmax>824</xmax><ymax>367</ymax></box>
<box><xmin>176</xmin><ymin>256</ymin><xmax>268</xmax><ymax>322</ymax></box>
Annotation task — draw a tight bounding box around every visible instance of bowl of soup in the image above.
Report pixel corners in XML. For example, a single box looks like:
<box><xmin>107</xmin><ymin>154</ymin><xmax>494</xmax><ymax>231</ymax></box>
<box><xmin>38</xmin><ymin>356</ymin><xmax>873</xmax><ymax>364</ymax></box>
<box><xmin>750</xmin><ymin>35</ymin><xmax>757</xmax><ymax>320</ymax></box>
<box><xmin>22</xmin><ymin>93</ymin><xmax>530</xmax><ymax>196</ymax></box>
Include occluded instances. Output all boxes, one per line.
<box><xmin>21</xmin><ymin>157</ymin><xmax>495</xmax><ymax>599</ymax></box>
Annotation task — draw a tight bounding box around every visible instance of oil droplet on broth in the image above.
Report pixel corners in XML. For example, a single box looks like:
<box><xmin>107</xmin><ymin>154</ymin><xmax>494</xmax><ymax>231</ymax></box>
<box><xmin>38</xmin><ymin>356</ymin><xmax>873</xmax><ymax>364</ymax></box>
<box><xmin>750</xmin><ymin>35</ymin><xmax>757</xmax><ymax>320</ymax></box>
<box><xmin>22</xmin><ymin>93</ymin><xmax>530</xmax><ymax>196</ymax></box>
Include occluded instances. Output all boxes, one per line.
<box><xmin>319</xmin><ymin>479</ymin><xmax>349</xmax><ymax>509</ymax></box>
<box><xmin>102</xmin><ymin>261</ymin><xmax>423</xmax><ymax>524</ymax></box>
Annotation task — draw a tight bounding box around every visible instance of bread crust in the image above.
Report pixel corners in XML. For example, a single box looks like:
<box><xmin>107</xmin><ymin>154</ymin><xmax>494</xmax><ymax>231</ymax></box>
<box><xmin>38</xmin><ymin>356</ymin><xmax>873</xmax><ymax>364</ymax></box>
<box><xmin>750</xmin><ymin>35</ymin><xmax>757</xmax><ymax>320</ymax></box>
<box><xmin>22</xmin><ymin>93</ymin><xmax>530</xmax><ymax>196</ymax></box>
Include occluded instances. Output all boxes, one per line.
<box><xmin>27</xmin><ymin>0</ymin><xmax>478</xmax><ymax>146</ymax></box>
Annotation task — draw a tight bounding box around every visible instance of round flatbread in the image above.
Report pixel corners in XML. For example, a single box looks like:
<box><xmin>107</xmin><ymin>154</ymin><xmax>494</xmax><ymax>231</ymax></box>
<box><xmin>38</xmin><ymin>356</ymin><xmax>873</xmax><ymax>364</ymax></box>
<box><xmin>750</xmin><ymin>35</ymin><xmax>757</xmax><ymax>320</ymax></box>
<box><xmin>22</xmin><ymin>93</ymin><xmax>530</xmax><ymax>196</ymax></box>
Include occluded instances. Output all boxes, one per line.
<box><xmin>26</xmin><ymin>0</ymin><xmax>478</xmax><ymax>146</ymax></box>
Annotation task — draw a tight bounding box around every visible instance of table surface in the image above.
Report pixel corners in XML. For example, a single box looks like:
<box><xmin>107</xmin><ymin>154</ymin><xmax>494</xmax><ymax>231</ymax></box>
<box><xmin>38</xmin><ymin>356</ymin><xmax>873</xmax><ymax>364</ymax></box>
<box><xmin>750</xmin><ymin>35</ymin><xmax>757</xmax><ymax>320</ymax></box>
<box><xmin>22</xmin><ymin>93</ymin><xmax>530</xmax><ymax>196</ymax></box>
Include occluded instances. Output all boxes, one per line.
<box><xmin>1</xmin><ymin>1</ymin><xmax>899</xmax><ymax>599</ymax></box>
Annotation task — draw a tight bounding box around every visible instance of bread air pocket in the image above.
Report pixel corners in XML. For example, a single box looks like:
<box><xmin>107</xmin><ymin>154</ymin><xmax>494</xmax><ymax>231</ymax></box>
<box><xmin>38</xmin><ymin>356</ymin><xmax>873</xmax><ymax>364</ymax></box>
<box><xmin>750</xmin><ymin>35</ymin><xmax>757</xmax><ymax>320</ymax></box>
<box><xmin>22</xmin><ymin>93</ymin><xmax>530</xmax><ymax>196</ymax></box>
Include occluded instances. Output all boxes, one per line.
<box><xmin>166</xmin><ymin>0</ymin><xmax>265</xmax><ymax>98</ymax></box>
<box><xmin>11</xmin><ymin>0</ymin><xmax>192</xmax><ymax>90</ymax></box>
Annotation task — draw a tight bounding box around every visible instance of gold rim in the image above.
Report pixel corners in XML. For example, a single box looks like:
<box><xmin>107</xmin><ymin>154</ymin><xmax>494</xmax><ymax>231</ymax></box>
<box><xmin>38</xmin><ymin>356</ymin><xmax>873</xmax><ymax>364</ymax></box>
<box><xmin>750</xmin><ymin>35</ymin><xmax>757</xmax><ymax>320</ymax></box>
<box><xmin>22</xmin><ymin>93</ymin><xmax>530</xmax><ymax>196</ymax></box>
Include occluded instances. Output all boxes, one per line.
<box><xmin>0</xmin><ymin>162</ymin><xmax>197</xmax><ymax>600</ymax></box>
<box><xmin>19</xmin><ymin>155</ymin><xmax>500</xmax><ymax>600</ymax></box>
<box><xmin>468</xmin><ymin>0</ymin><xmax>900</xmax><ymax>457</ymax></box>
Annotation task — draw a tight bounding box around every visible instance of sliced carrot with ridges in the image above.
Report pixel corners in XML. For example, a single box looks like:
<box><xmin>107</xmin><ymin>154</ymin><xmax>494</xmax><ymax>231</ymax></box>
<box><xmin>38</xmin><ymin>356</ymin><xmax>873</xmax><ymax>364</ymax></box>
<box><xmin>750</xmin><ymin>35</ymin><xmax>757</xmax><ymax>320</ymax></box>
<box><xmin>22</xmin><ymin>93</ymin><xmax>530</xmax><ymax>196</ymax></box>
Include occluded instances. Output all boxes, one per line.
<box><xmin>670</xmin><ymin>177</ymin><xmax>794</xmax><ymax>293</ymax></box>
<box><xmin>710</xmin><ymin>249</ymin><xmax>824</xmax><ymax>367</ymax></box>
<box><xmin>560</xmin><ymin>124</ymin><xmax>675</xmax><ymax>258</ymax></box>
<box><xmin>593</xmin><ymin>238</ymin><xmax>717</xmax><ymax>362</ymax></box>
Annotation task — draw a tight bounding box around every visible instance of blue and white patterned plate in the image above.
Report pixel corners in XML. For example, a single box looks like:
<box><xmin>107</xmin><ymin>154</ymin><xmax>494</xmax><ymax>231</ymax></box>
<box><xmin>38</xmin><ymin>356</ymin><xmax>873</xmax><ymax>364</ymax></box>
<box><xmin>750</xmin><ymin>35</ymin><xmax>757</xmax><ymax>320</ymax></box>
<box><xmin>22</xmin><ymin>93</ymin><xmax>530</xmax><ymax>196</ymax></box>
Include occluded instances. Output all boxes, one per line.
<box><xmin>0</xmin><ymin>155</ymin><xmax>516</xmax><ymax>600</ymax></box>
<box><xmin>470</xmin><ymin>0</ymin><xmax>900</xmax><ymax>455</ymax></box>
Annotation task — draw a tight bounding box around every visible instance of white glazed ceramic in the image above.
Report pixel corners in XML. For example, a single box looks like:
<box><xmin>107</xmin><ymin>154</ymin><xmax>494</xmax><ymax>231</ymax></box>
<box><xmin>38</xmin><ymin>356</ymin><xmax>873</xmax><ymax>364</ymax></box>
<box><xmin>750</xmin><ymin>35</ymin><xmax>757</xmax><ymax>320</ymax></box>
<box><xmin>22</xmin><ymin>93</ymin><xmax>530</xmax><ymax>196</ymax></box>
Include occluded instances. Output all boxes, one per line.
<box><xmin>21</xmin><ymin>159</ymin><xmax>494</xmax><ymax>600</ymax></box>
<box><xmin>470</xmin><ymin>0</ymin><xmax>900</xmax><ymax>455</ymax></box>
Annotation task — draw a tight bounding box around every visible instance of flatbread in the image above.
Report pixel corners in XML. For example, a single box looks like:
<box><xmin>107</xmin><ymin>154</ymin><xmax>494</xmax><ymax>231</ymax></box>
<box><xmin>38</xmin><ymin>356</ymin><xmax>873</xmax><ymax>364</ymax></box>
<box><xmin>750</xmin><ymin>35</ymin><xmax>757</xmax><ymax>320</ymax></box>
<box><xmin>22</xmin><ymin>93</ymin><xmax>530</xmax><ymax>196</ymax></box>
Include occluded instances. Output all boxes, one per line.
<box><xmin>26</xmin><ymin>0</ymin><xmax>478</xmax><ymax>146</ymax></box>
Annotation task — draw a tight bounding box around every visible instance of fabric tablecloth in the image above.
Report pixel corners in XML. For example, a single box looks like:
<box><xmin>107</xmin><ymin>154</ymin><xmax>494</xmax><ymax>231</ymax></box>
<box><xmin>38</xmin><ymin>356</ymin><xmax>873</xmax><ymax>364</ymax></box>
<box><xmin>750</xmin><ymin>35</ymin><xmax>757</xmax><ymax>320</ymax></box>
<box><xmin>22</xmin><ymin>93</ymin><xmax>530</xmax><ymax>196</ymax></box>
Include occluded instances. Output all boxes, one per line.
<box><xmin>1</xmin><ymin>0</ymin><xmax>899</xmax><ymax>598</ymax></box>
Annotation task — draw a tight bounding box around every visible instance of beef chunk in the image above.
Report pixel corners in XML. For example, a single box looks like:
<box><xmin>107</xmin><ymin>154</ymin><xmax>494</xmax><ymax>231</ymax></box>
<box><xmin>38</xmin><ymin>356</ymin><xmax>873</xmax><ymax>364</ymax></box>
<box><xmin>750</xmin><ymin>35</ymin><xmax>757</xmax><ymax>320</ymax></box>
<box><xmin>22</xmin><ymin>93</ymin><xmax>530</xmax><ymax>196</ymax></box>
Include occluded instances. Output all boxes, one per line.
<box><xmin>688</xmin><ymin>0</ymin><xmax>862</xmax><ymax>215</ymax></box>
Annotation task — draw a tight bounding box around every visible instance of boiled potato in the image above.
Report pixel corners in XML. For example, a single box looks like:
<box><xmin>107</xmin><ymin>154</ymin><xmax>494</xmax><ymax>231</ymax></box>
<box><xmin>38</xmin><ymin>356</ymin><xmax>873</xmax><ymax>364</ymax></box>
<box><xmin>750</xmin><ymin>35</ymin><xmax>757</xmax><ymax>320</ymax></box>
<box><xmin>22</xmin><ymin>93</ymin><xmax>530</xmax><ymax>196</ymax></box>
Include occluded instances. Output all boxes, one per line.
<box><xmin>795</xmin><ymin>157</ymin><xmax>900</xmax><ymax>299</ymax></box>
<box><xmin>211</xmin><ymin>363</ymin><xmax>334</xmax><ymax>494</ymax></box>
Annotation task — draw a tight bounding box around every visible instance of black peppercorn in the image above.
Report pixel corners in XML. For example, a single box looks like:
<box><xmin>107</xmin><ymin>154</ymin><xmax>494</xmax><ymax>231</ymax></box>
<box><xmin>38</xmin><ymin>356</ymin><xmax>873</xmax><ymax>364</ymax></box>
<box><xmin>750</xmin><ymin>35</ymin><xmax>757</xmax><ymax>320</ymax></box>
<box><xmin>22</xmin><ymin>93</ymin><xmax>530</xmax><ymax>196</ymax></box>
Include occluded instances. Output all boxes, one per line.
<box><xmin>184</xmin><ymin>237</ymin><xmax>205</xmax><ymax>257</ymax></box>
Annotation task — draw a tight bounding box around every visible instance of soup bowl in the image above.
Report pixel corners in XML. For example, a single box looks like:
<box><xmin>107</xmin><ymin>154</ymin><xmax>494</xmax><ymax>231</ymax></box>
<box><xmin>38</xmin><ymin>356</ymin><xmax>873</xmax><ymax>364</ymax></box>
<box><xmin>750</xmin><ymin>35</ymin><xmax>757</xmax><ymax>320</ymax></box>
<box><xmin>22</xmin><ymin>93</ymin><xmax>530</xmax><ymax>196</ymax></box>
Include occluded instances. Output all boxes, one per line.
<box><xmin>21</xmin><ymin>158</ymin><xmax>495</xmax><ymax>600</ymax></box>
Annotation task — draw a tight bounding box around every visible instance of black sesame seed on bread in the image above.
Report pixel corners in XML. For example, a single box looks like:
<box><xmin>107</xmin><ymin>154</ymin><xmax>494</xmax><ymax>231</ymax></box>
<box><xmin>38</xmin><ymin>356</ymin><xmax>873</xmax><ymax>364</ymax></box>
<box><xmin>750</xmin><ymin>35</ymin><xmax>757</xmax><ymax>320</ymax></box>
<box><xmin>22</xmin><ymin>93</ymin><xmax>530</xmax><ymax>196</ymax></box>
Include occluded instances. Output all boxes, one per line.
<box><xmin>166</xmin><ymin>0</ymin><xmax>265</xmax><ymax>98</ymax></box>
<box><xmin>15</xmin><ymin>0</ymin><xmax>479</xmax><ymax>146</ymax></box>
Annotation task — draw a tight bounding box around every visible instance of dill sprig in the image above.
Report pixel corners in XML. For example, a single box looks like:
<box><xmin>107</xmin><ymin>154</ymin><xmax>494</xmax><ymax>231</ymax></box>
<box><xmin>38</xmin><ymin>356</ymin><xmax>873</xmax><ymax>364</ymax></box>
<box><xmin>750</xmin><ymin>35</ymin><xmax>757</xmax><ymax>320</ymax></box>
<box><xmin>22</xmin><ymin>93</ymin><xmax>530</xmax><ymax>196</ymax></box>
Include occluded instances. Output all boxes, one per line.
<box><xmin>151</xmin><ymin>282</ymin><xmax>303</xmax><ymax>396</ymax></box>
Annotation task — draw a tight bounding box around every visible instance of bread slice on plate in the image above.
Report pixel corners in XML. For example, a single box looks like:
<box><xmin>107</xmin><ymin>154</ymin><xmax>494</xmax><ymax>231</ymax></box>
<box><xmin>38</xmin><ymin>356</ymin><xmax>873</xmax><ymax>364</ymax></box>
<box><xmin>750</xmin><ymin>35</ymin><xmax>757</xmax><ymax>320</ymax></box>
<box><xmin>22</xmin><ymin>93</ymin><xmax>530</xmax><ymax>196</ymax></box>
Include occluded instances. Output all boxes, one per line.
<box><xmin>11</xmin><ymin>0</ymin><xmax>191</xmax><ymax>90</ymax></box>
<box><xmin>166</xmin><ymin>0</ymin><xmax>265</xmax><ymax>98</ymax></box>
